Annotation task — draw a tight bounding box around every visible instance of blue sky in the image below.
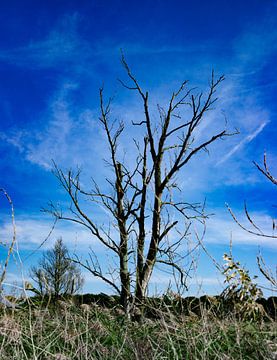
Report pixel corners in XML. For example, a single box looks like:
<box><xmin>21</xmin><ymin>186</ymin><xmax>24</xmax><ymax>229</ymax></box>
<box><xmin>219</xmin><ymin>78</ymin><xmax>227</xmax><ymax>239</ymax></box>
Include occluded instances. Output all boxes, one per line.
<box><xmin>0</xmin><ymin>0</ymin><xmax>276</xmax><ymax>297</ymax></box>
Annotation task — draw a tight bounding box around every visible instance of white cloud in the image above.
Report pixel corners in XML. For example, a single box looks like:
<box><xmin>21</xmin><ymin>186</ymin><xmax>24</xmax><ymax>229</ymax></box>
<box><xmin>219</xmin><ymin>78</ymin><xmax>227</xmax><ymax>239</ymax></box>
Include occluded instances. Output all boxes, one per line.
<box><xmin>0</xmin><ymin>80</ymin><xmax>107</xmax><ymax>174</ymax></box>
<box><xmin>232</xmin><ymin>10</ymin><xmax>277</xmax><ymax>71</ymax></box>
<box><xmin>0</xmin><ymin>130</ymin><xmax>27</xmax><ymax>152</ymax></box>
<box><xmin>0</xmin><ymin>6</ymin><xmax>276</xmax><ymax>255</ymax></box>
<box><xmin>0</xmin><ymin>13</ymin><xmax>93</xmax><ymax>71</ymax></box>
<box><xmin>189</xmin><ymin>276</ymin><xmax>224</xmax><ymax>286</ymax></box>
<box><xmin>0</xmin><ymin>214</ymin><xmax>98</xmax><ymax>252</ymax></box>
<box><xmin>0</xmin><ymin>7</ymin><xmax>275</xmax><ymax>196</ymax></box>
<box><xmin>205</xmin><ymin>209</ymin><xmax>277</xmax><ymax>248</ymax></box>
<box><xmin>216</xmin><ymin>121</ymin><xmax>269</xmax><ymax>165</ymax></box>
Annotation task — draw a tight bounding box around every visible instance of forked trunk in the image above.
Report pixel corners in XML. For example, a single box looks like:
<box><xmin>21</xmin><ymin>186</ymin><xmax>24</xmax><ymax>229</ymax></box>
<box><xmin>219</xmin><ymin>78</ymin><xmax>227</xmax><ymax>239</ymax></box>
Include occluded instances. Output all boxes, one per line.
<box><xmin>135</xmin><ymin>191</ymin><xmax>162</xmax><ymax>304</ymax></box>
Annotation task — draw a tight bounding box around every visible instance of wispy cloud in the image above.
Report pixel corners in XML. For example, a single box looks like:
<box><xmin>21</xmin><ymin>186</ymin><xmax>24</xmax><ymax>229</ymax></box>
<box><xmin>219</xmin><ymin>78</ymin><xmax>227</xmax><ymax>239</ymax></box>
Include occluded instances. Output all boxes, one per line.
<box><xmin>0</xmin><ymin>80</ymin><xmax>106</xmax><ymax>171</ymax></box>
<box><xmin>216</xmin><ymin>121</ymin><xmax>269</xmax><ymax>165</ymax></box>
<box><xmin>1</xmin><ymin>205</ymin><xmax>274</xmax><ymax>258</ymax></box>
<box><xmin>0</xmin><ymin>13</ymin><xmax>93</xmax><ymax>71</ymax></box>
<box><xmin>0</xmin><ymin>214</ymin><xmax>97</xmax><ymax>252</ymax></box>
<box><xmin>232</xmin><ymin>8</ymin><xmax>277</xmax><ymax>72</ymax></box>
<box><xmin>0</xmin><ymin>6</ymin><xmax>276</xmax><ymax>241</ymax></box>
<box><xmin>205</xmin><ymin>209</ymin><xmax>277</xmax><ymax>248</ymax></box>
<box><xmin>0</xmin><ymin>130</ymin><xmax>27</xmax><ymax>152</ymax></box>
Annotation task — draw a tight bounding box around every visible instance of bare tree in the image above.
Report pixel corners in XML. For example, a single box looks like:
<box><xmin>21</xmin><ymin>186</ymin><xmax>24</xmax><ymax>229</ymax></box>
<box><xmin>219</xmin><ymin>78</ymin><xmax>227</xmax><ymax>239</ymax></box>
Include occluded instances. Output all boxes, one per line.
<box><xmin>47</xmin><ymin>55</ymin><xmax>235</xmax><ymax>313</ymax></box>
<box><xmin>30</xmin><ymin>238</ymin><xmax>84</xmax><ymax>297</ymax></box>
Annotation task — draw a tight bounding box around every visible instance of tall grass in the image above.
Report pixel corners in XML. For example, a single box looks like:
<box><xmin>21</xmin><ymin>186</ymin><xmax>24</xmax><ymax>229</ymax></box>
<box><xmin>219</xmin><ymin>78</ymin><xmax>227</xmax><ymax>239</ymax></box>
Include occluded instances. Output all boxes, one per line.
<box><xmin>0</xmin><ymin>190</ymin><xmax>276</xmax><ymax>359</ymax></box>
<box><xmin>0</xmin><ymin>300</ymin><xmax>276</xmax><ymax>359</ymax></box>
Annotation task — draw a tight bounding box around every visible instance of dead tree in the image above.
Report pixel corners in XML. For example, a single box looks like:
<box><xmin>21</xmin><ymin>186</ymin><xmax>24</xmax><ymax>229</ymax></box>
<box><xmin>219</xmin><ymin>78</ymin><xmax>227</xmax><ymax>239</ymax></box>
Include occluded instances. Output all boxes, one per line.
<box><xmin>47</xmin><ymin>56</ymin><xmax>234</xmax><ymax>313</ymax></box>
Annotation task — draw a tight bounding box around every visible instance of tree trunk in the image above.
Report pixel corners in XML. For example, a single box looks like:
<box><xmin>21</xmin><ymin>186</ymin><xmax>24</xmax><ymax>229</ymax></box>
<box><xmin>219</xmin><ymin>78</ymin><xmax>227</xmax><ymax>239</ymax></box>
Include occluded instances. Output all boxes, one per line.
<box><xmin>136</xmin><ymin>191</ymin><xmax>162</xmax><ymax>303</ymax></box>
<box><xmin>116</xmin><ymin>163</ymin><xmax>131</xmax><ymax>314</ymax></box>
<box><xmin>119</xmin><ymin>236</ymin><xmax>131</xmax><ymax>313</ymax></box>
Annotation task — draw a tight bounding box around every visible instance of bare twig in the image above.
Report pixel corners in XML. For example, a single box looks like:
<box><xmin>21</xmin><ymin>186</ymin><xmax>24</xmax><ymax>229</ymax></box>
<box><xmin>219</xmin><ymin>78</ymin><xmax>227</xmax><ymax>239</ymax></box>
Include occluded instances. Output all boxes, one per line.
<box><xmin>226</xmin><ymin>203</ymin><xmax>277</xmax><ymax>239</ymax></box>
<box><xmin>253</xmin><ymin>152</ymin><xmax>277</xmax><ymax>185</ymax></box>
<box><xmin>0</xmin><ymin>189</ymin><xmax>16</xmax><ymax>288</ymax></box>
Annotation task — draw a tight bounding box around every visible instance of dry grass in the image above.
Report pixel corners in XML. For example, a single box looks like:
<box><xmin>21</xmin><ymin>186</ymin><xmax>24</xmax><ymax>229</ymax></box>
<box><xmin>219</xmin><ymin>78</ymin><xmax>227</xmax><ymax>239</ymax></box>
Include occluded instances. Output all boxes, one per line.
<box><xmin>0</xmin><ymin>300</ymin><xmax>276</xmax><ymax>360</ymax></box>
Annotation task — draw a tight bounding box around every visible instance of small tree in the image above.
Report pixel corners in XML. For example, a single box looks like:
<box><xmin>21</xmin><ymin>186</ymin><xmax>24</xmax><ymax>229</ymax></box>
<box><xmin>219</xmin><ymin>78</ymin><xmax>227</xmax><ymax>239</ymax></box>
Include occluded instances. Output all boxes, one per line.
<box><xmin>47</xmin><ymin>55</ymin><xmax>235</xmax><ymax>313</ymax></box>
<box><xmin>30</xmin><ymin>238</ymin><xmax>84</xmax><ymax>297</ymax></box>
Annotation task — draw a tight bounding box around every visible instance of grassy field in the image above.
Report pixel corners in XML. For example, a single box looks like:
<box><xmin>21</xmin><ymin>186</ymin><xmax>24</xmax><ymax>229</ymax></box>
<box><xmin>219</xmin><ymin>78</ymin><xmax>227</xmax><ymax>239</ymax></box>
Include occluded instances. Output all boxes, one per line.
<box><xmin>0</xmin><ymin>297</ymin><xmax>276</xmax><ymax>360</ymax></box>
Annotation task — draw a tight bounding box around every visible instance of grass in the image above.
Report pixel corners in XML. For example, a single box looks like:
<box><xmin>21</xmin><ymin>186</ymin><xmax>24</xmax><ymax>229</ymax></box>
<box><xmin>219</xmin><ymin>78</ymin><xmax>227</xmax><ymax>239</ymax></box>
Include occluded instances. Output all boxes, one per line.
<box><xmin>0</xmin><ymin>298</ymin><xmax>276</xmax><ymax>359</ymax></box>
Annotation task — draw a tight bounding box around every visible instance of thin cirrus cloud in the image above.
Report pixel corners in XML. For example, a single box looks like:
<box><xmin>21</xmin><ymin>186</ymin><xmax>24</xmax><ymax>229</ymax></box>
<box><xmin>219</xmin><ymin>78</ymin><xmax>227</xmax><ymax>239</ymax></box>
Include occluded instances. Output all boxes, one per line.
<box><xmin>0</xmin><ymin>14</ymin><xmax>94</xmax><ymax>71</ymax></box>
<box><xmin>0</xmin><ymin>9</ymin><xmax>276</xmax><ymax>296</ymax></box>
<box><xmin>216</xmin><ymin>120</ymin><xmax>269</xmax><ymax>166</ymax></box>
<box><xmin>0</xmin><ymin>206</ymin><xmax>275</xmax><ymax>255</ymax></box>
<box><xmin>205</xmin><ymin>210</ymin><xmax>277</xmax><ymax>248</ymax></box>
<box><xmin>232</xmin><ymin>14</ymin><xmax>277</xmax><ymax>71</ymax></box>
<box><xmin>0</xmin><ymin>214</ymin><xmax>97</xmax><ymax>252</ymax></box>
<box><xmin>0</xmin><ymin>80</ymin><xmax>104</xmax><ymax>171</ymax></box>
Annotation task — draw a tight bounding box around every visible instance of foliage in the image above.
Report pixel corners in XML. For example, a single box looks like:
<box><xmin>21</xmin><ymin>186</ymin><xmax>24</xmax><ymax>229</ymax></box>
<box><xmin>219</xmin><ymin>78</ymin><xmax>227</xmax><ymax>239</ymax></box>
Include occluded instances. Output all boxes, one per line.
<box><xmin>221</xmin><ymin>253</ymin><xmax>264</xmax><ymax>319</ymax></box>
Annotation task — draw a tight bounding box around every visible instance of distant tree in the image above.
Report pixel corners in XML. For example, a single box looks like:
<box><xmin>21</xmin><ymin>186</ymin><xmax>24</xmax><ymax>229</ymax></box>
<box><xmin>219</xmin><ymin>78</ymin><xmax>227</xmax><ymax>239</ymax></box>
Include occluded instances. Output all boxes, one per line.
<box><xmin>30</xmin><ymin>238</ymin><xmax>84</xmax><ymax>297</ymax></box>
<box><xmin>47</xmin><ymin>55</ymin><xmax>236</xmax><ymax>314</ymax></box>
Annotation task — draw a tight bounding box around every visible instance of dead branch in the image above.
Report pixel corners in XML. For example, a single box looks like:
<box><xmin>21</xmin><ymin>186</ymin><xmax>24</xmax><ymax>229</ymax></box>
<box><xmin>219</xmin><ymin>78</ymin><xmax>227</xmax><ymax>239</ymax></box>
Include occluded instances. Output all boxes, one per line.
<box><xmin>0</xmin><ymin>189</ymin><xmax>16</xmax><ymax>288</ymax></box>
<box><xmin>71</xmin><ymin>252</ymin><xmax>120</xmax><ymax>294</ymax></box>
<box><xmin>226</xmin><ymin>203</ymin><xmax>277</xmax><ymax>239</ymax></box>
<box><xmin>254</xmin><ymin>152</ymin><xmax>277</xmax><ymax>185</ymax></box>
<box><xmin>257</xmin><ymin>252</ymin><xmax>277</xmax><ymax>288</ymax></box>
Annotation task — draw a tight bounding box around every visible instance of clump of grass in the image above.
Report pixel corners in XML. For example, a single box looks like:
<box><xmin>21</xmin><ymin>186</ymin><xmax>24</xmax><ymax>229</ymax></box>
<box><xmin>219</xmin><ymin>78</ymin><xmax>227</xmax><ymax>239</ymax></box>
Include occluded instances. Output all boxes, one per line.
<box><xmin>0</xmin><ymin>300</ymin><xmax>276</xmax><ymax>359</ymax></box>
